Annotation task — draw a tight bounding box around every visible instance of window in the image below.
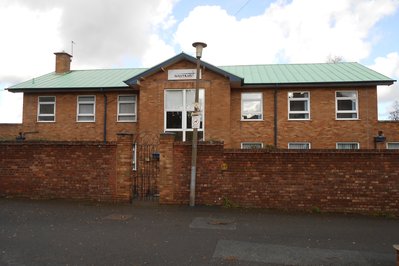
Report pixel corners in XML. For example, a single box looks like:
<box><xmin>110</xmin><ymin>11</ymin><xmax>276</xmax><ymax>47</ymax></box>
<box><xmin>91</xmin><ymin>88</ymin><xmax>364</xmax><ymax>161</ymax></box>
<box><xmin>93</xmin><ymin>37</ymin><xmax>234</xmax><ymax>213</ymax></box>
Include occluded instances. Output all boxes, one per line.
<box><xmin>77</xmin><ymin>96</ymin><xmax>95</xmax><ymax>122</ymax></box>
<box><xmin>118</xmin><ymin>95</ymin><xmax>137</xmax><ymax>122</ymax></box>
<box><xmin>288</xmin><ymin>142</ymin><xmax>310</xmax><ymax>149</ymax></box>
<box><xmin>241</xmin><ymin>142</ymin><xmax>263</xmax><ymax>149</ymax></box>
<box><xmin>336</xmin><ymin>142</ymin><xmax>359</xmax><ymax>149</ymax></box>
<box><xmin>336</xmin><ymin>91</ymin><xmax>358</xmax><ymax>119</ymax></box>
<box><xmin>241</xmin><ymin>93</ymin><xmax>263</xmax><ymax>120</ymax></box>
<box><xmin>164</xmin><ymin>89</ymin><xmax>204</xmax><ymax>141</ymax></box>
<box><xmin>288</xmin><ymin>92</ymin><xmax>310</xmax><ymax>120</ymax></box>
<box><xmin>37</xmin><ymin>96</ymin><xmax>56</xmax><ymax>122</ymax></box>
<box><xmin>387</xmin><ymin>142</ymin><xmax>399</xmax><ymax>149</ymax></box>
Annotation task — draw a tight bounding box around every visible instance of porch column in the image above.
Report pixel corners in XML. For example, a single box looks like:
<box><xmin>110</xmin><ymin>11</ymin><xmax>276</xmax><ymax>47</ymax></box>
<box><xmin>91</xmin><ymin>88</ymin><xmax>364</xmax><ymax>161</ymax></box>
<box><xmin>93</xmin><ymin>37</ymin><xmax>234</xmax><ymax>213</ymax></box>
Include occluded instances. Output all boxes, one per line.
<box><xmin>116</xmin><ymin>133</ymin><xmax>134</xmax><ymax>202</ymax></box>
<box><xmin>159</xmin><ymin>133</ymin><xmax>175</xmax><ymax>204</ymax></box>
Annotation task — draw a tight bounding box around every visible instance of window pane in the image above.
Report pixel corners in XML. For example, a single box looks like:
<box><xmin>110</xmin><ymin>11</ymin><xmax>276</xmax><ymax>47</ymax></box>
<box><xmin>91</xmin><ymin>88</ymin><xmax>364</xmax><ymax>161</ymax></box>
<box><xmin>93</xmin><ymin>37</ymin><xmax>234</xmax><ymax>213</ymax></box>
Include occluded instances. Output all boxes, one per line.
<box><xmin>78</xmin><ymin>115</ymin><xmax>94</xmax><ymax>122</ymax></box>
<box><xmin>118</xmin><ymin>115</ymin><xmax>135</xmax><ymax>121</ymax></box>
<box><xmin>39</xmin><ymin>96</ymin><xmax>55</xmax><ymax>102</ymax></box>
<box><xmin>243</xmin><ymin>101</ymin><xmax>261</xmax><ymax>113</ymax></box>
<box><xmin>337</xmin><ymin>143</ymin><xmax>359</xmax><ymax>149</ymax></box>
<box><xmin>119</xmin><ymin>103</ymin><xmax>134</xmax><ymax>114</ymax></box>
<box><xmin>242</xmin><ymin>143</ymin><xmax>263</xmax><ymax>149</ymax></box>
<box><xmin>290</xmin><ymin>100</ymin><xmax>307</xmax><ymax>111</ymax></box>
<box><xmin>337</xmin><ymin>91</ymin><xmax>356</xmax><ymax>98</ymax></box>
<box><xmin>119</xmin><ymin>96</ymin><xmax>135</xmax><ymax>102</ymax></box>
<box><xmin>289</xmin><ymin>113</ymin><xmax>309</xmax><ymax>119</ymax></box>
<box><xmin>79</xmin><ymin>104</ymin><xmax>94</xmax><ymax>114</ymax></box>
<box><xmin>289</xmin><ymin>92</ymin><xmax>308</xmax><ymax>99</ymax></box>
<box><xmin>185</xmin><ymin>90</ymin><xmax>195</xmax><ymax>110</ymax></box>
<box><xmin>166</xmin><ymin>90</ymin><xmax>183</xmax><ymax>109</ymax></box>
<box><xmin>78</xmin><ymin>96</ymin><xmax>95</xmax><ymax>102</ymax></box>
<box><xmin>337</xmin><ymin>99</ymin><xmax>356</xmax><ymax>111</ymax></box>
<box><xmin>242</xmin><ymin>93</ymin><xmax>261</xmax><ymax>100</ymax></box>
<box><xmin>39</xmin><ymin>104</ymin><xmax>54</xmax><ymax>114</ymax></box>
<box><xmin>337</xmin><ymin>113</ymin><xmax>357</xmax><ymax>119</ymax></box>
<box><xmin>387</xmin><ymin>143</ymin><xmax>399</xmax><ymax>149</ymax></box>
<box><xmin>166</xmin><ymin>111</ymin><xmax>182</xmax><ymax>129</ymax></box>
<box><xmin>289</xmin><ymin>143</ymin><xmax>310</xmax><ymax>149</ymax></box>
<box><xmin>38</xmin><ymin>116</ymin><xmax>55</xmax><ymax>121</ymax></box>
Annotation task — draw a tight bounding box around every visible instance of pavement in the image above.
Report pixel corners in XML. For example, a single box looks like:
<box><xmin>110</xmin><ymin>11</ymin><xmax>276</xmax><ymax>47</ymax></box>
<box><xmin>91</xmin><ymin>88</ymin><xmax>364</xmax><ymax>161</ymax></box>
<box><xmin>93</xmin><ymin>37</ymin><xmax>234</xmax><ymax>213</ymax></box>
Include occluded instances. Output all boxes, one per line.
<box><xmin>0</xmin><ymin>198</ymin><xmax>398</xmax><ymax>266</ymax></box>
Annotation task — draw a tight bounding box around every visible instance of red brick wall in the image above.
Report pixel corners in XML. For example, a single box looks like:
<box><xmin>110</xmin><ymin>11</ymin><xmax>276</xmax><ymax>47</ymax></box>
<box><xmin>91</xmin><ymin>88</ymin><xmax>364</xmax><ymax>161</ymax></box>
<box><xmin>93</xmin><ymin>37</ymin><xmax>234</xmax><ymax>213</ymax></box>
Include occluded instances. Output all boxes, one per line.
<box><xmin>0</xmin><ymin>136</ymin><xmax>133</xmax><ymax>202</ymax></box>
<box><xmin>159</xmin><ymin>136</ymin><xmax>399</xmax><ymax>215</ymax></box>
<box><xmin>22</xmin><ymin>92</ymin><xmax>137</xmax><ymax>141</ymax></box>
<box><xmin>0</xmin><ymin>124</ymin><xmax>22</xmax><ymax>140</ymax></box>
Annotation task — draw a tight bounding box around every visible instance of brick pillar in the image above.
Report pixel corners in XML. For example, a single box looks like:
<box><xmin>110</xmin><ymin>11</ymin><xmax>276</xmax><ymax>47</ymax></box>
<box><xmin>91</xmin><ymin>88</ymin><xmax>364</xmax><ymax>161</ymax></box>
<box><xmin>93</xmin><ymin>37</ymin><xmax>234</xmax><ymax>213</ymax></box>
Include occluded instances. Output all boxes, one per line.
<box><xmin>394</xmin><ymin>245</ymin><xmax>399</xmax><ymax>266</ymax></box>
<box><xmin>116</xmin><ymin>133</ymin><xmax>134</xmax><ymax>202</ymax></box>
<box><xmin>159</xmin><ymin>133</ymin><xmax>175</xmax><ymax>204</ymax></box>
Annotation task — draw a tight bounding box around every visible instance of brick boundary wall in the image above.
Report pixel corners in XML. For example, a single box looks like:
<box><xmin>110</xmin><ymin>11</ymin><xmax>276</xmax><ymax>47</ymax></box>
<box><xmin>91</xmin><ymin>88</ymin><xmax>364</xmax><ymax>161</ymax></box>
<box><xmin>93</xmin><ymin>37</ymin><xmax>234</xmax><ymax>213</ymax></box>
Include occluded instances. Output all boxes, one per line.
<box><xmin>159</xmin><ymin>134</ymin><xmax>399</xmax><ymax>216</ymax></box>
<box><xmin>0</xmin><ymin>133</ymin><xmax>133</xmax><ymax>202</ymax></box>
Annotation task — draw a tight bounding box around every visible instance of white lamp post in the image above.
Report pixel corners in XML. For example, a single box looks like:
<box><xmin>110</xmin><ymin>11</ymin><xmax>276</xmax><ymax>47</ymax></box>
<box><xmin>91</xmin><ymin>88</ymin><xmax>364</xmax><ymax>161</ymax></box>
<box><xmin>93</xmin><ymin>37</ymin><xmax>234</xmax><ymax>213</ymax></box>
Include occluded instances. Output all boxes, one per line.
<box><xmin>190</xmin><ymin>42</ymin><xmax>207</xmax><ymax>207</ymax></box>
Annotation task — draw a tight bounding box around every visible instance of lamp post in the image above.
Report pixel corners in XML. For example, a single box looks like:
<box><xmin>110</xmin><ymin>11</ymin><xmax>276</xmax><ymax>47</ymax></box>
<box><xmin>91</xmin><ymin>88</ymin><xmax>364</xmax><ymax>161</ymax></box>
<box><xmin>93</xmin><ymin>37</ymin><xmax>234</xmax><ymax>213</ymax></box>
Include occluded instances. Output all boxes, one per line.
<box><xmin>190</xmin><ymin>42</ymin><xmax>207</xmax><ymax>207</ymax></box>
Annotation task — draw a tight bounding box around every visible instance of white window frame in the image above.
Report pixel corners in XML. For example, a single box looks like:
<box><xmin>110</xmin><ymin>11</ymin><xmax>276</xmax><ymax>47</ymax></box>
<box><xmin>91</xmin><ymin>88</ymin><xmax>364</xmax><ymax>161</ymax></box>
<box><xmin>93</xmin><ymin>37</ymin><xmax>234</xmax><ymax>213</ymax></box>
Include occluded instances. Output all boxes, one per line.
<box><xmin>336</xmin><ymin>142</ymin><xmax>360</xmax><ymax>149</ymax></box>
<box><xmin>288</xmin><ymin>91</ymin><xmax>310</xmax><ymax>120</ymax></box>
<box><xmin>241</xmin><ymin>142</ymin><xmax>263</xmax><ymax>149</ymax></box>
<box><xmin>241</xmin><ymin>92</ymin><xmax>263</xmax><ymax>121</ymax></box>
<box><xmin>77</xmin><ymin>95</ymin><xmax>96</xmax><ymax>122</ymax></box>
<box><xmin>386</xmin><ymin>142</ymin><xmax>399</xmax><ymax>149</ymax></box>
<box><xmin>37</xmin><ymin>96</ymin><xmax>56</xmax><ymax>122</ymax></box>
<box><xmin>117</xmin><ymin>95</ymin><xmax>137</xmax><ymax>122</ymax></box>
<box><xmin>288</xmin><ymin>142</ymin><xmax>311</xmax><ymax>149</ymax></box>
<box><xmin>335</xmin><ymin>91</ymin><xmax>358</xmax><ymax>120</ymax></box>
<box><xmin>164</xmin><ymin>89</ymin><xmax>205</xmax><ymax>141</ymax></box>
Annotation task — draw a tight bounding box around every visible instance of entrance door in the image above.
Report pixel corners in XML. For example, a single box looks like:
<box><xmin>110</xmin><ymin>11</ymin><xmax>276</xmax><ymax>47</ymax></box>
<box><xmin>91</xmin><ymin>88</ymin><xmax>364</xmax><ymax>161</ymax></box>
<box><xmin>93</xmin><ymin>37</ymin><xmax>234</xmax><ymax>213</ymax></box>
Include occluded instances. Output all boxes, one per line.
<box><xmin>132</xmin><ymin>132</ymin><xmax>160</xmax><ymax>200</ymax></box>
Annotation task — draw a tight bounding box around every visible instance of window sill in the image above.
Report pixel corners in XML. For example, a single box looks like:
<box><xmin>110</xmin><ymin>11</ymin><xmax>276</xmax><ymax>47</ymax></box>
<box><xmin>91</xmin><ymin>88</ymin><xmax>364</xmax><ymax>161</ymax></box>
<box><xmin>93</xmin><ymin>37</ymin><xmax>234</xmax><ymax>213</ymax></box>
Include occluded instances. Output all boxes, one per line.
<box><xmin>335</xmin><ymin>119</ymin><xmax>360</xmax><ymax>121</ymax></box>
<box><xmin>117</xmin><ymin>121</ymin><xmax>137</xmax><ymax>123</ymax></box>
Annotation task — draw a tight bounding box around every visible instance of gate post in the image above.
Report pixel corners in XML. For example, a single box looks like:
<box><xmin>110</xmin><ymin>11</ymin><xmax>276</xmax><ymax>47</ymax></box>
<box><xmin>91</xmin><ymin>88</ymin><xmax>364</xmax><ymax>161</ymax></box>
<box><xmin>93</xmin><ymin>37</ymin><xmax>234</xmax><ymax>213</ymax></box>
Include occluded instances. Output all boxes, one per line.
<box><xmin>159</xmin><ymin>133</ymin><xmax>175</xmax><ymax>204</ymax></box>
<box><xmin>116</xmin><ymin>133</ymin><xmax>134</xmax><ymax>202</ymax></box>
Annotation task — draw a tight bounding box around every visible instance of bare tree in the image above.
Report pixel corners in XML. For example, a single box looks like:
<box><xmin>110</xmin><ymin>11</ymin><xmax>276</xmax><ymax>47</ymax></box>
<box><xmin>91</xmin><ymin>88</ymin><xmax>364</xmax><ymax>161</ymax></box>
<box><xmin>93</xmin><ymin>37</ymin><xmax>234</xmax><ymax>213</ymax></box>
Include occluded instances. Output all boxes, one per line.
<box><xmin>389</xmin><ymin>100</ymin><xmax>399</xmax><ymax>120</ymax></box>
<box><xmin>326</xmin><ymin>55</ymin><xmax>343</xmax><ymax>63</ymax></box>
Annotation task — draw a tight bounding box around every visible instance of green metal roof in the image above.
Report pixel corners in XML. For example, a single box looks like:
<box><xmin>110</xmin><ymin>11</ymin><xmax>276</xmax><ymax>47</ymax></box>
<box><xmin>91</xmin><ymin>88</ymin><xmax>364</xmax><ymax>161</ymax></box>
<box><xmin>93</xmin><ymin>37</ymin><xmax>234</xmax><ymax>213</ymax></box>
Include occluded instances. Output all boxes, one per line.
<box><xmin>219</xmin><ymin>62</ymin><xmax>394</xmax><ymax>84</ymax></box>
<box><xmin>8</xmin><ymin>57</ymin><xmax>395</xmax><ymax>92</ymax></box>
<box><xmin>9</xmin><ymin>68</ymin><xmax>146</xmax><ymax>91</ymax></box>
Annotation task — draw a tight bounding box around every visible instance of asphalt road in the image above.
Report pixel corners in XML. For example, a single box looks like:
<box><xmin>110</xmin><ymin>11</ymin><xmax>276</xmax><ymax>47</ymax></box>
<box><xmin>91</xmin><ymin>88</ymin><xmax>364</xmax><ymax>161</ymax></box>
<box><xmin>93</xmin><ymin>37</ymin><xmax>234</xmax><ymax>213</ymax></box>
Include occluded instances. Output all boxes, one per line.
<box><xmin>0</xmin><ymin>199</ymin><xmax>398</xmax><ymax>265</ymax></box>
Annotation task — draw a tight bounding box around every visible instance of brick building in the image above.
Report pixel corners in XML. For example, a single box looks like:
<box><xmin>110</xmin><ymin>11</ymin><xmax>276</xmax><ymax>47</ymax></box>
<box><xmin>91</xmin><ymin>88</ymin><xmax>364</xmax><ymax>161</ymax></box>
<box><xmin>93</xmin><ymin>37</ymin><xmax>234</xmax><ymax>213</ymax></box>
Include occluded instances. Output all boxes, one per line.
<box><xmin>2</xmin><ymin>51</ymin><xmax>398</xmax><ymax>149</ymax></box>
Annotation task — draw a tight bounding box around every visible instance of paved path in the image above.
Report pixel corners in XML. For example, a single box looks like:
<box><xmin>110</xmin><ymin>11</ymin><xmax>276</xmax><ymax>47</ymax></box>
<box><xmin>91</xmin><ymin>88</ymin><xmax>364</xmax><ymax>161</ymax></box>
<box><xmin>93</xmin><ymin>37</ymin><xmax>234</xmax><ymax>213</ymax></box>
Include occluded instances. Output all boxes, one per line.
<box><xmin>0</xmin><ymin>199</ymin><xmax>398</xmax><ymax>265</ymax></box>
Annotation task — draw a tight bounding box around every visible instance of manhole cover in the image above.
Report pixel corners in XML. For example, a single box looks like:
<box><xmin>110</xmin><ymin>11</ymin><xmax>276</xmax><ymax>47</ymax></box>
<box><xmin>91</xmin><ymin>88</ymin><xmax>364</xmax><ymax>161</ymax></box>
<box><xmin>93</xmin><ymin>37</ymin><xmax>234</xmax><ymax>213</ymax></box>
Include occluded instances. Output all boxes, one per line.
<box><xmin>103</xmin><ymin>214</ymin><xmax>132</xmax><ymax>221</ymax></box>
<box><xmin>208</xmin><ymin>219</ymin><xmax>234</xmax><ymax>225</ymax></box>
<box><xmin>190</xmin><ymin>217</ymin><xmax>236</xmax><ymax>230</ymax></box>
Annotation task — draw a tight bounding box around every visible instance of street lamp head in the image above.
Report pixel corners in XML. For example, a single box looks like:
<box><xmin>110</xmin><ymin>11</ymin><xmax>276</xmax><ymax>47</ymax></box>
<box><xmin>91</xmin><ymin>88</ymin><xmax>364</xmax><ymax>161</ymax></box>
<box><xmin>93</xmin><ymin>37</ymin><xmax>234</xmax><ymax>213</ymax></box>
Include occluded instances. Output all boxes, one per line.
<box><xmin>192</xmin><ymin>42</ymin><xmax>207</xmax><ymax>59</ymax></box>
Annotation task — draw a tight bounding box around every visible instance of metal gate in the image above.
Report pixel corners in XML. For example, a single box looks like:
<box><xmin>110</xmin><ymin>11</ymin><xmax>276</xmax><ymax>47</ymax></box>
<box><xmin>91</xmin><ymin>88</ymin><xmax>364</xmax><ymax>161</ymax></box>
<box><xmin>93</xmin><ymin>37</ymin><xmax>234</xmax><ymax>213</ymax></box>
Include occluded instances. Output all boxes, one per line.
<box><xmin>132</xmin><ymin>132</ymin><xmax>160</xmax><ymax>200</ymax></box>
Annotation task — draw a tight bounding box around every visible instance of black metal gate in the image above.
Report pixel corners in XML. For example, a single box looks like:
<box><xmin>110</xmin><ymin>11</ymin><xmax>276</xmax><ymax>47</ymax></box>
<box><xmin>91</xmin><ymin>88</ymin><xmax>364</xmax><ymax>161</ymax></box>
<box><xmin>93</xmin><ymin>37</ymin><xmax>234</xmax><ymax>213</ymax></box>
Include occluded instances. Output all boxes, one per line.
<box><xmin>132</xmin><ymin>132</ymin><xmax>160</xmax><ymax>200</ymax></box>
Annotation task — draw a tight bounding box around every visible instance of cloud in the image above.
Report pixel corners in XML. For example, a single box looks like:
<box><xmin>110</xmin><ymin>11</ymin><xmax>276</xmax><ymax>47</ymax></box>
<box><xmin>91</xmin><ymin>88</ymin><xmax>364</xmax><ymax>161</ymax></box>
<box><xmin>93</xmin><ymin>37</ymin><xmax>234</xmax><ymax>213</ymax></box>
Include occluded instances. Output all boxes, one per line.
<box><xmin>0</xmin><ymin>0</ymin><xmax>179</xmax><ymax>77</ymax></box>
<box><xmin>369</xmin><ymin>52</ymin><xmax>399</xmax><ymax>119</ymax></box>
<box><xmin>0</xmin><ymin>0</ymin><xmax>179</xmax><ymax>122</ymax></box>
<box><xmin>0</xmin><ymin>88</ymin><xmax>23</xmax><ymax>123</ymax></box>
<box><xmin>173</xmin><ymin>0</ymin><xmax>398</xmax><ymax>65</ymax></box>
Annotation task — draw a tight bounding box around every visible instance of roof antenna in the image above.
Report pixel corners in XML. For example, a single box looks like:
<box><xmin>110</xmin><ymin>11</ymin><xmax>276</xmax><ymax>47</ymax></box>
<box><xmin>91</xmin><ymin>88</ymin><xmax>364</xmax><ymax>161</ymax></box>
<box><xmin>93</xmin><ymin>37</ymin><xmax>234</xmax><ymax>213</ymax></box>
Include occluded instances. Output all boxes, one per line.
<box><xmin>71</xmin><ymin>41</ymin><xmax>76</xmax><ymax>56</ymax></box>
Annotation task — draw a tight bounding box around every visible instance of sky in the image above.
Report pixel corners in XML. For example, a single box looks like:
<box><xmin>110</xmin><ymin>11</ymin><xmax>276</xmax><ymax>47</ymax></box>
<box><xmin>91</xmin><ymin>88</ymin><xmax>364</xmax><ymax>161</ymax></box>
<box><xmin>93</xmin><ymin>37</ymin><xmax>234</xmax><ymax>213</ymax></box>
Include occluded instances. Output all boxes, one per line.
<box><xmin>0</xmin><ymin>0</ymin><xmax>398</xmax><ymax>123</ymax></box>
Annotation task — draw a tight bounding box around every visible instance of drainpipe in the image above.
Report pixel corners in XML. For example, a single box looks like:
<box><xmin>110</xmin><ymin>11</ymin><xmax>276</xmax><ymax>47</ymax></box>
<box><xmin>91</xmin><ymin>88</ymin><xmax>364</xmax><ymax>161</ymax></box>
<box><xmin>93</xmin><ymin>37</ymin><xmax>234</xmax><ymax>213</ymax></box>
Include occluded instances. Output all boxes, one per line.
<box><xmin>274</xmin><ymin>86</ymin><xmax>278</xmax><ymax>148</ymax></box>
<box><xmin>103</xmin><ymin>92</ymin><xmax>107</xmax><ymax>144</ymax></box>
